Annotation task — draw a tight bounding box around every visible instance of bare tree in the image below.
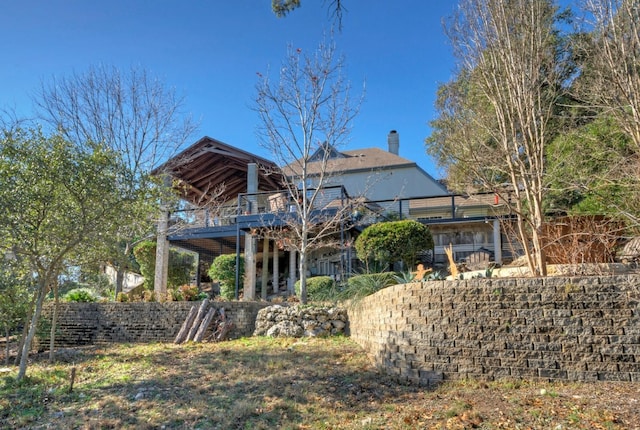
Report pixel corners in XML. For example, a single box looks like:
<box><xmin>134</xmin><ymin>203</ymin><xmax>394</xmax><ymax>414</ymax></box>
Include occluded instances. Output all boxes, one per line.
<box><xmin>572</xmin><ymin>0</ymin><xmax>640</xmax><ymax>229</ymax></box>
<box><xmin>577</xmin><ymin>0</ymin><xmax>640</xmax><ymax>148</ymax></box>
<box><xmin>34</xmin><ymin>64</ymin><xmax>198</xmax><ymax>297</ymax></box>
<box><xmin>429</xmin><ymin>0</ymin><xmax>570</xmax><ymax>276</ymax></box>
<box><xmin>254</xmin><ymin>40</ymin><xmax>361</xmax><ymax>303</ymax></box>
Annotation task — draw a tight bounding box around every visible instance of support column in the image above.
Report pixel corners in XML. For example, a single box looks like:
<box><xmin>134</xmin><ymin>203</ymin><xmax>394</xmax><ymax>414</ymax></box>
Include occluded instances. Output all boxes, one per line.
<box><xmin>154</xmin><ymin>209</ymin><xmax>170</xmax><ymax>300</ymax></box>
<box><xmin>243</xmin><ymin>163</ymin><xmax>258</xmax><ymax>301</ymax></box>
<box><xmin>272</xmin><ymin>242</ymin><xmax>279</xmax><ymax>293</ymax></box>
<box><xmin>493</xmin><ymin>219</ymin><xmax>503</xmax><ymax>265</ymax></box>
<box><xmin>261</xmin><ymin>237</ymin><xmax>269</xmax><ymax>300</ymax></box>
<box><xmin>154</xmin><ymin>175</ymin><xmax>172</xmax><ymax>300</ymax></box>
<box><xmin>288</xmin><ymin>249</ymin><xmax>297</xmax><ymax>294</ymax></box>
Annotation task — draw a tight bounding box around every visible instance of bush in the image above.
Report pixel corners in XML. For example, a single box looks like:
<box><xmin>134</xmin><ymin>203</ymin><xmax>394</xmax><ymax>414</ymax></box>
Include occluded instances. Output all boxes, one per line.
<box><xmin>208</xmin><ymin>254</ymin><xmax>244</xmax><ymax>300</ymax></box>
<box><xmin>176</xmin><ymin>284</ymin><xmax>207</xmax><ymax>301</ymax></box>
<box><xmin>355</xmin><ymin>220</ymin><xmax>433</xmax><ymax>271</ymax></box>
<box><xmin>116</xmin><ymin>292</ymin><xmax>129</xmax><ymax>302</ymax></box>
<box><xmin>340</xmin><ymin>272</ymin><xmax>397</xmax><ymax>300</ymax></box>
<box><xmin>133</xmin><ymin>241</ymin><xmax>197</xmax><ymax>291</ymax></box>
<box><xmin>295</xmin><ymin>276</ymin><xmax>335</xmax><ymax>302</ymax></box>
<box><xmin>63</xmin><ymin>288</ymin><xmax>98</xmax><ymax>302</ymax></box>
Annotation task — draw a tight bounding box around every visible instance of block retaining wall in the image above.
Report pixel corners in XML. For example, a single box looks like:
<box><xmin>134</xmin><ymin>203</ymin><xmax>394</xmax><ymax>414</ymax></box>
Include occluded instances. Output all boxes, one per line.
<box><xmin>347</xmin><ymin>274</ymin><xmax>640</xmax><ymax>387</ymax></box>
<box><xmin>42</xmin><ymin>301</ymin><xmax>270</xmax><ymax>345</ymax></box>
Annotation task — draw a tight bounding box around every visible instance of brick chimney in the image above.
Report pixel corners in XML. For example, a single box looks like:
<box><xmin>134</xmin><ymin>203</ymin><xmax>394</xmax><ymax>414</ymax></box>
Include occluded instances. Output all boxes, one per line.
<box><xmin>387</xmin><ymin>130</ymin><xmax>399</xmax><ymax>155</ymax></box>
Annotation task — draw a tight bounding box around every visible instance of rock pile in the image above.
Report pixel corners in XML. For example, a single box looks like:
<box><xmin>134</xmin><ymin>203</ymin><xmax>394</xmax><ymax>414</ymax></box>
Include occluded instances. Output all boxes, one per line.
<box><xmin>254</xmin><ymin>305</ymin><xmax>348</xmax><ymax>338</ymax></box>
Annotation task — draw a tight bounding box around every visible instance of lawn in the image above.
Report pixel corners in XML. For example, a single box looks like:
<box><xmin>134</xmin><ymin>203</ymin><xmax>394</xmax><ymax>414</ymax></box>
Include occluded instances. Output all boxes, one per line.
<box><xmin>1</xmin><ymin>337</ymin><xmax>638</xmax><ymax>429</ymax></box>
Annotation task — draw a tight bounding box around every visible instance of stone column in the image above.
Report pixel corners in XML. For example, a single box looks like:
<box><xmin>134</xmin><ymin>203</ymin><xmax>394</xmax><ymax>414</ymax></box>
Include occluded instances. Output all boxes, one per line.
<box><xmin>154</xmin><ymin>175</ymin><xmax>172</xmax><ymax>300</ymax></box>
<box><xmin>243</xmin><ymin>163</ymin><xmax>258</xmax><ymax>300</ymax></box>
<box><xmin>154</xmin><ymin>209</ymin><xmax>170</xmax><ymax>300</ymax></box>
<box><xmin>493</xmin><ymin>219</ymin><xmax>502</xmax><ymax>265</ymax></box>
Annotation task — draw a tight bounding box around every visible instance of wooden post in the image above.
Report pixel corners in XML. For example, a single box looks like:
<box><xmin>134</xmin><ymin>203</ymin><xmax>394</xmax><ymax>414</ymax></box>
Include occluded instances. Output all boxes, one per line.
<box><xmin>272</xmin><ymin>241</ymin><xmax>279</xmax><ymax>294</ymax></box>
<box><xmin>261</xmin><ymin>237</ymin><xmax>269</xmax><ymax>300</ymax></box>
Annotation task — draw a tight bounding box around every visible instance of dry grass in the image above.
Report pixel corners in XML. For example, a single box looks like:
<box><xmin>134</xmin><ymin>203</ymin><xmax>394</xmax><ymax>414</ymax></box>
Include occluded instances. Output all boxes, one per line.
<box><xmin>1</xmin><ymin>337</ymin><xmax>639</xmax><ymax>429</ymax></box>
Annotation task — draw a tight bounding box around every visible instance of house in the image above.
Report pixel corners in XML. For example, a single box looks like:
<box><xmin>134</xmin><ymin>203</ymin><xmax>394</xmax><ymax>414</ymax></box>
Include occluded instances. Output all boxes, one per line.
<box><xmin>152</xmin><ymin>132</ymin><xmax>512</xmax><ymax>298</ymax></box>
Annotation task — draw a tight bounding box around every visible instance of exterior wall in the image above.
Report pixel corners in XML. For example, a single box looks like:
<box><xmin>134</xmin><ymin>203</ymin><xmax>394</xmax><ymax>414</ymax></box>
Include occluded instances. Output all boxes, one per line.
<box><xmin>41</xmin><ymin>301</ymin><xmax>270</xmax><ymax>346</ymax></box>
<box><xmin>321</xmin><ymin>166</ymin><xmax>448</xmax><ymax>202</ymax></box>
<box><xmin>347</xmin><ymin>275</ymin><xmax>640</xmax><ymax>386</ymax></box>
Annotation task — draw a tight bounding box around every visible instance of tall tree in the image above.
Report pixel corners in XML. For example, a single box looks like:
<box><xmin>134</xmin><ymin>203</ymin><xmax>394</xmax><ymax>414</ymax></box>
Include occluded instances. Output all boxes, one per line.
<box><xmin>427</xmin><ymin>0</ymin><xmax>571</xmax><ymax>276</ymax></box>
<box><xmin>254</xmin><ymin>40</ymin><xmax>361</xmax><ymax>303</ymax></box>
<box><xmin>576</xmin><ymin>0</ymin><xmax>640</xmax><ymax>148</ymax></box>
<box><xmin>0</xmin><ymin>128</ymin><xmax>129</xmax><ymax>380</ymax></box>
<box><xmin>571</xmin><ymin>0</ymin><xmax>640</xmax><ymax>229</ymax></box>
<box><xmin>34</xmin><ymin>64</ymin><xmax>198</xmax><ymax>297</ymax></box>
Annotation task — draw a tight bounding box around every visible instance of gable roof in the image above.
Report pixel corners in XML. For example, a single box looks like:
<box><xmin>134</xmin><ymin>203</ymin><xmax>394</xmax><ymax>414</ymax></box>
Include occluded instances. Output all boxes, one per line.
<box><xmin>153</xmin><ymin>136</ymin><xmax>284</xmax><ymax>206</ymax></box>
<box><xmin>286</xmin><ymin>147</ymin><xmax>416</xmax><ymax>176</ymax></box>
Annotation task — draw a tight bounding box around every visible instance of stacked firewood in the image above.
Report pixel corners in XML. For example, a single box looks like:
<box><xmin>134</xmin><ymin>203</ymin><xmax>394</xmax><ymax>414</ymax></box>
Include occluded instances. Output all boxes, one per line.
<box><xmin>174</xmin><ymin>299</ymin><xmax>233</xmax><ymax>344</ymax></box>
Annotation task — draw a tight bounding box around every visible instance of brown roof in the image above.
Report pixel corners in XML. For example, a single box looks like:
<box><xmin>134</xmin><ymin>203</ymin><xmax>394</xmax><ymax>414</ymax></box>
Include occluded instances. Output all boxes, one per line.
<box><xmin>153</xmin><ymin>136</ymin><xmax>284</xmax><ymax>206</ymax></box>
<box><xmin>285</xmin><ymin>147</ymin><xmax>415</xmax><ymax>176</ymax></box>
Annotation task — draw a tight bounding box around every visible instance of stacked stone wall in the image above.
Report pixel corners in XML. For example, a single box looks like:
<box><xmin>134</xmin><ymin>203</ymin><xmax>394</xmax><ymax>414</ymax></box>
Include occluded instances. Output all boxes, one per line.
<box><xmin>254</xmin><ymin>305</ymin><xmax>348</xmax><ymax>337</ymax></box>
<box><xmin>42</xmin><ymin>301</ymin><xmax>270</xmax><ymax>346</ymax></box>
<box><xmin>347</xmin><ymin>275</ymin><xmax>640</xmax><ymax>386</ymax></box>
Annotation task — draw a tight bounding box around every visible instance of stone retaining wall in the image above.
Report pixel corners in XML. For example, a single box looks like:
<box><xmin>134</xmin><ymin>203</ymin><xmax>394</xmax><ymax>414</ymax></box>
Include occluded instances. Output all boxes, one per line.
<box><xmin>42</xmin><ymin>301</ymin><xmax>270</xmax><ymax>345</ymax></box>
<box><xmin>347</xmin><ymin>275</ymin><xmax>640</xmax><ymax>386</ymax></box>
<box><xmin>253</xmin><ymin>305</ymin><xmax>348</xmax><ymax>337</ymax></box>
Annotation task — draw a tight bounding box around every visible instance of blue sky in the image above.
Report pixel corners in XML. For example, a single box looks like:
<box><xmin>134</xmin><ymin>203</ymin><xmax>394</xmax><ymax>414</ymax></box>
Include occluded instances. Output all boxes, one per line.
<box><xmin>0</xmin><ymin>1</ymin><xmax>458</xmax><ymax>178</ymax></box>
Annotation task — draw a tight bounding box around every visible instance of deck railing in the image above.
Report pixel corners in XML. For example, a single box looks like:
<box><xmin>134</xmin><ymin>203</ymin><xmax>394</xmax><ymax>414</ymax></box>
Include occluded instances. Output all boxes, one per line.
<box><xmin>169</xmin><ymin>189</ymin><xmax>509</xmax><ymax>230</ymax></box>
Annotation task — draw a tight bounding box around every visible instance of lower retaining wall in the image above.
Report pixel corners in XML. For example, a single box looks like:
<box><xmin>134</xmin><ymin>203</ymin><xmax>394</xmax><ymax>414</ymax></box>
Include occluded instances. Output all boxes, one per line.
<box><xmin>347</xmin><ymin>274</ymin><xmax>640</xmax><ymax>386</ymax></box>
<box><xmin>42</xmin><ymin>301</ymin><xmax>270</xmax><ymax>345</ymax></box>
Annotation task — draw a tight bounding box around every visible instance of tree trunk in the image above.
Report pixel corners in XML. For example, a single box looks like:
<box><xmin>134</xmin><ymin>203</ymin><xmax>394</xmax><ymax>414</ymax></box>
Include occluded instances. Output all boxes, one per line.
<box><xmin>4</xmin><ymin>324</ymin><xmax>9</xmax><ymax>366</ymax></box>
<box><xmin>298</xmin><ymin>241</ymin><xmax>308</xmax><ymax>304</ymax></box>
<box><xmin>14</xmin><ymin>292</ymin><xmax>37</xmax><ymax>366</ymax></box>
<box><xmin>18</xmin><ymin>278</ymin><xmax>49</xmax><ymax>381</ymax></box>
<box><xmin>174</xmin><ymin>305</ymin><xmax>197</xmax><ymax>344</ymax></box>
<box><xmin>186</xmin><ymin>299</ymin><xmax>210</xmax><ymax>342</ymax></box>
<box><xmin>48</xmin><ymin>280</ymin><xmax>60</xmax><ymax>363</ymax></box>
<box><xmin>115</xmin><ymin>266</ymin><xmax>125</xmax><ymax>298</ymax></box>
<box><xmin>194</xmin><ymin>307</ymin><xmax>217</xmax><ymax>342</ymax></box>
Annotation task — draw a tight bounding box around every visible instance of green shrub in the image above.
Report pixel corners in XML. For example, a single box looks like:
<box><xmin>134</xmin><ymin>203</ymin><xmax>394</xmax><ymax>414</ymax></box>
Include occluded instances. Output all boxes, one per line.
<box><xmin>133</xmin><ymin>241</ymin><xmax>197</xmax><ymax>291</ymax></box>
<box><xmin>295</xmin><ymin>276</ymin><xmax>335</xmax><ymax>302</ymax></box>
<box><xmin>355</xmin><ymin>220</ymin><xmax>433</xmax><ymax>271</ymax></box>
<box><xmin>63</xmin><ymin>288</ymin><xmax>98</xmax><ymax>302</ymax></box>
<box><xmin>208</xmin><ymin>254</ymin><xmax>244</xmax><ymax>300</ymax></box>
<box><xmin>340</xmin><ymin>272</ymin><xmax>397</xmax><ymax>300</ymax></box>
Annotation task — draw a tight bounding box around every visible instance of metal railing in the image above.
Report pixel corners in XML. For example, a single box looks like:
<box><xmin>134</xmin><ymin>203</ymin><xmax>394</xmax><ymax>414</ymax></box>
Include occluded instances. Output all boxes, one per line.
<box><xmin>169</xmin><ymin>189</ymin><xmax>509</xmax><ymax>230</ymax></box>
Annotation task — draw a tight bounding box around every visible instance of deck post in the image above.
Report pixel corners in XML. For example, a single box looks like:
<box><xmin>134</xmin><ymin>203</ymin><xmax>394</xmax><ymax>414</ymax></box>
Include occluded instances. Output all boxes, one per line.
<box><xmin>243</xmin><ymin>163</ymin><xmax>258</xmax><ymax>300</ymax></box>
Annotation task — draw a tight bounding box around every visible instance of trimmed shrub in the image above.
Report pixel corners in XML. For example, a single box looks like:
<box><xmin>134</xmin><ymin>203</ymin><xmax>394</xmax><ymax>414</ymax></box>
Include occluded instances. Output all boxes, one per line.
<box><xmin>355</xmin><ymin>220</ymin><xmax>434</xmax><ymax>271</ymax></box>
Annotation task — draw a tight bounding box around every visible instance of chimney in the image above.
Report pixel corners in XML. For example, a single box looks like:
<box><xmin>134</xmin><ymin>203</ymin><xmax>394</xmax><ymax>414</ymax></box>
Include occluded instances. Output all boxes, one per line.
<box><xmin>387</xmin><ymin>130</ymin><xmax>399</xmax><ymax>155</ymax></box>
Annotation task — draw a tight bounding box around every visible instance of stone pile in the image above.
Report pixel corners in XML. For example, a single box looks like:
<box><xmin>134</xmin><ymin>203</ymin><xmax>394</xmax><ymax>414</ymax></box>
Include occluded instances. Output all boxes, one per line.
<box><xmin>254</xmin><ymin>305</ymin><xmax>348</xmax><ymax>338</ymax></box>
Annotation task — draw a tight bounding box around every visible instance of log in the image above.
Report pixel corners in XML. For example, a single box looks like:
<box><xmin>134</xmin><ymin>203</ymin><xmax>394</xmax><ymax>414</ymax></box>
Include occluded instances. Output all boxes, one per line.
<box><xmin>174</xmin><ymin>305</ymin><xmax>197</xmax><ymax>344</ymax></box>
<box><xmin>193</xmin><ymin>307</ymin><xmax>217</xmax><ymax>342</ymax></box>
<box><xmin>213</xmin><ymin>308</ymin><xmax>233</xmax><ymax>342</ymax></box>
<box><xmin>186</xmin><ymin>299</ymin><xmax>210</xmax><ymax>342</ymax></box>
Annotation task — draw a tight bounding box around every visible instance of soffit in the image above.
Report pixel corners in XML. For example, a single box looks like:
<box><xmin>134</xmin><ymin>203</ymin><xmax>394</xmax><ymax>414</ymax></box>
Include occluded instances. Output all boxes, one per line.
<box><xmin>153</xmin><ymin>136</ymin><xmax>284</xmax><ymax>206</ymax></box>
